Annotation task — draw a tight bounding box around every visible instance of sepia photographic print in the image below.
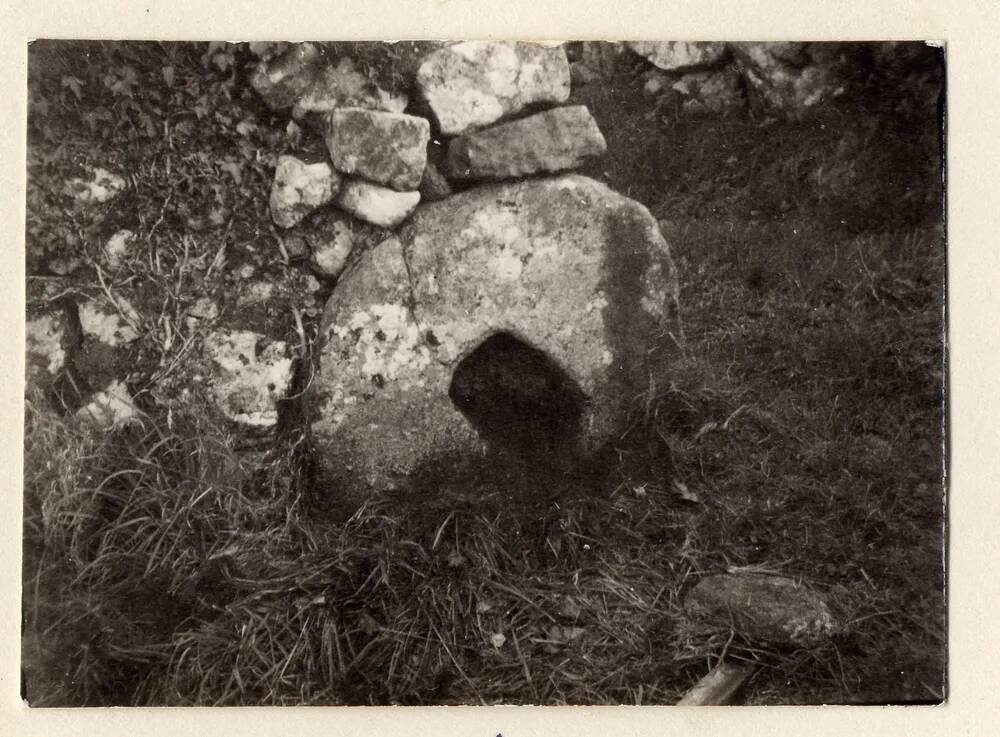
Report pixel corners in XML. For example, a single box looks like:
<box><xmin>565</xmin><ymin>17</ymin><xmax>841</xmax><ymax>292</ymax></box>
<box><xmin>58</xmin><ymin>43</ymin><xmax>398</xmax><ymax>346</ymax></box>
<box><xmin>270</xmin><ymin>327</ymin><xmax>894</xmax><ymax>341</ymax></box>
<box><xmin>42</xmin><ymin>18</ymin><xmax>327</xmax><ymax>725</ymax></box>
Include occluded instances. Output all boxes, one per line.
<box><xmin>22</xmin><ymin>38</ymin><xmax>946</xmax><ymax>708</ymax></box>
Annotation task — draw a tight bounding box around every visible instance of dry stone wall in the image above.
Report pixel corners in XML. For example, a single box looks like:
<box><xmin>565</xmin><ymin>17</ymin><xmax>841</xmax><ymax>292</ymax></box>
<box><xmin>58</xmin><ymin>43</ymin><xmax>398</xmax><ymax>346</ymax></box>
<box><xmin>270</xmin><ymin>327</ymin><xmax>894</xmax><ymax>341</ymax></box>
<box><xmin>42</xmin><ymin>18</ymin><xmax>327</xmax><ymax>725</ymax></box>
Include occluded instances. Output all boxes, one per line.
<box><xmin>27</xmin><ymin>41</ymin><xmax>925</xmax><ymax>453</ymax></box>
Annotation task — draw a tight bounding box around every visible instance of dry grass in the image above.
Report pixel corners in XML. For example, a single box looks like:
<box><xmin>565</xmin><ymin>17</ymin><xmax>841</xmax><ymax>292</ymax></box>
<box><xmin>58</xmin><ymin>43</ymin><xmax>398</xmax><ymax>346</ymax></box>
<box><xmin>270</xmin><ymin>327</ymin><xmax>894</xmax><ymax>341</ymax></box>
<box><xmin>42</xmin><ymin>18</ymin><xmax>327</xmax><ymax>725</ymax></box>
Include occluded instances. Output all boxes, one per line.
<box><xmin>23</xmin><ymin>41</ymin><xmax>945</xmax><ymax>706</ymax></box>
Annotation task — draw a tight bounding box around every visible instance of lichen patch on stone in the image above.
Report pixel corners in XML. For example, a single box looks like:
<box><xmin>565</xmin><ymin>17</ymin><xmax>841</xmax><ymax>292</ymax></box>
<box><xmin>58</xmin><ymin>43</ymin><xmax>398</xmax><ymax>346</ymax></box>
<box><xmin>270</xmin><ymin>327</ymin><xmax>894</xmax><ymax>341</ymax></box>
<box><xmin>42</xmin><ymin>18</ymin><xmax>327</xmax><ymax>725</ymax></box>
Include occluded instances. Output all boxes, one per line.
<box><xmin>26</xmin><ymin>314</ymin><xmax>66</xmax><ymax>378</ymax></box>
<box><xmin>78</xmin><ymin>300</ymin><xmax>140</xmax><ymax>347</ymax></box>
<box><xmin>203</xmin><ymin>329</ymin><xmax>293</xmax><ymax>428</ymax></box>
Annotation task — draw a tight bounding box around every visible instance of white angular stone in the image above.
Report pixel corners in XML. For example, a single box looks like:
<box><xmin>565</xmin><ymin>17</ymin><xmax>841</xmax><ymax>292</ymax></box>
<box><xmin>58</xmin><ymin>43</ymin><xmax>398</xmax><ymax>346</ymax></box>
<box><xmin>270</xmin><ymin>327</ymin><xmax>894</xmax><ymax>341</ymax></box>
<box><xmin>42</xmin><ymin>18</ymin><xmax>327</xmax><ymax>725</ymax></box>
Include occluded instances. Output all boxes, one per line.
<box><xmin>187</xmin><ymin>297</ymin><xmax>220</xmax><ymax>322</ymax></box>
<box><xmin>63</xmin><ymin>167</ymin><xmax>127</xmax><ymax>204</ymax></box>
<box><xmin>203</xmin><ymin>329</ymin><xmax>294</xmax><ymax>428</ymax></box>
<box><xmin>103</xmin><ymin>229</ymin><xmax>136</xmax><ymax>268</ymax></box>
<box><xmin>26</xmin><ymin>313</ymin><xmax>66</xmax><ymax>383</ymax></box>
<box><xmin>76</xmin><ymin>380</ymin><xmax>139</xmax><ymax>428</ymax></box>
<box><xmin>78</xmin><ymin>299</ymin><xmax>140</xmax><ymax>347</ymax></box>
<box><xmin>78</xmin><ymin>300</ymin><xmax>139</xmax><ymax>347</ymax></box>
<box><xmin>310</xmin><ymin>220</ymin><xmax>355</xmax><ymax>279</ymax></box>
<box><xmin>269</xmin><ymin>155</ymin><xmax>341</xmax><ymax>229</ymax></box>
<box><xmin>337</xmin><ymin>180</ymin><xmax>420</xmax><ymax>229</ymax></box>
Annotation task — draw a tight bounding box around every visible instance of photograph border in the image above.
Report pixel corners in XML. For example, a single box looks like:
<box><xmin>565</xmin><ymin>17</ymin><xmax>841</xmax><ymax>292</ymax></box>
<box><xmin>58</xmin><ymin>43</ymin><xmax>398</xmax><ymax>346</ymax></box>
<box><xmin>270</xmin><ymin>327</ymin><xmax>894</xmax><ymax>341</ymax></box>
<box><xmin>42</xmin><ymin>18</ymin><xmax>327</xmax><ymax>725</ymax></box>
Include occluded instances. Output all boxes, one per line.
<box><xmin>2</xmin><ymin>0</ymin><xmax>996</xmax><ymax>734</ymax></box>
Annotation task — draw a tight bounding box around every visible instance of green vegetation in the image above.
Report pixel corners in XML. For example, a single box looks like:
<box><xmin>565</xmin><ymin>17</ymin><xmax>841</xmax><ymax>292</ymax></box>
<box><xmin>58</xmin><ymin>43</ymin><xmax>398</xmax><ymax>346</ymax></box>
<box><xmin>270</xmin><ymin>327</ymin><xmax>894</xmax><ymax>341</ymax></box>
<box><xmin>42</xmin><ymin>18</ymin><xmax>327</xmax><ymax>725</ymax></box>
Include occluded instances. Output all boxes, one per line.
<box><xmin>23</xmin><ymin>41</ymin><xmax>945</xmax><ymax>705</ymax></box>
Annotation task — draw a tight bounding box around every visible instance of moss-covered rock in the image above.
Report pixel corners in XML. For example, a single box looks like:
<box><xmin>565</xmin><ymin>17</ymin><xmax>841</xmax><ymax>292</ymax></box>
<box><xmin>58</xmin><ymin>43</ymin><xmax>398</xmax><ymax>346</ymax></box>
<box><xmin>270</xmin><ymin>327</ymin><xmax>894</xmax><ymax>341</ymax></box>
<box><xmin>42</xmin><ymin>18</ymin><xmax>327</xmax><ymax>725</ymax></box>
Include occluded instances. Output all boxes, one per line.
<box><xmin>312</xmin><ymin>174</ymin><xmax>682</xmax><ymax>503</ymax></box>
<box><xmin>416</xmin><ymin>41</ymin><xmax>571</xmax><ymax>136</ymax></box>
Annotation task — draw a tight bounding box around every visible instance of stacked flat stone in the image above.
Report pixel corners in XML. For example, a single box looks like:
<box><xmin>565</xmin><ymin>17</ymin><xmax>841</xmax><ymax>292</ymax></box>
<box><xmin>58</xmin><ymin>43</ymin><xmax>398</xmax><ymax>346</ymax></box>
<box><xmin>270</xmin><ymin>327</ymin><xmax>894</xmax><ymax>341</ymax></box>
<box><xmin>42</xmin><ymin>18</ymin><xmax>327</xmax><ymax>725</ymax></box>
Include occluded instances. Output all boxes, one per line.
<box><xmin>414</xmin><ymin>41</ymin><xmax>607</xmax><ymax>180</ymax></box>
<box><xmin>325</xmin><ymin>108</ymin><xmax>428</xmax><ymax>227</ymax></box>
<box><xmin>259</xmin><ymin>44</ymin><xmax>429</xmax><ymax>238</ymax></box>
<box><xmin>269</xmin><ymin>110</ymin><xmax>427</xmax><ymax>233</ymax></box>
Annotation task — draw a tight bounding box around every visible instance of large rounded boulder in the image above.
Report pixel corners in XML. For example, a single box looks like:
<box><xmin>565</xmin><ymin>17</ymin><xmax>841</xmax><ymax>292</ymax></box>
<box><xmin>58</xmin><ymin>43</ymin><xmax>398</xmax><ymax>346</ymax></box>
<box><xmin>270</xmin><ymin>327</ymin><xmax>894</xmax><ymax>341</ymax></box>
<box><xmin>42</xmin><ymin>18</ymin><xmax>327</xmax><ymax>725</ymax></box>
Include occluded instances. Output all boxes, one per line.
<box><xmin>311</xmin><ymin>174</ymin><xmax>682</xmax><ymax>500</ymax></box>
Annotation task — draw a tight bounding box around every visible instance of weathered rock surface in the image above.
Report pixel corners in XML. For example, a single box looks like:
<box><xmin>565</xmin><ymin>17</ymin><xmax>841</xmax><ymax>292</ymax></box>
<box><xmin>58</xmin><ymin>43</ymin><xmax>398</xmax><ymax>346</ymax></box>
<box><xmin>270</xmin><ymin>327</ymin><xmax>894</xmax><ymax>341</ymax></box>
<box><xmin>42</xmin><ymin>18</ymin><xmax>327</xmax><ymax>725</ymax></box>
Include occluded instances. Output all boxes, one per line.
<box><xmin>63</xmin><ymin>167</ymin><xmax>127</xmax><ymax>204</ymax></box>
<box><xmin>203</xmin><ymin>329</ymin><xmax>294</xmax><ymax>428</ymax></box>
<box><xmin>26</xmin><ymin>313</ymin><xmax>67</xmax><ymax>387</ymax></box>
<box><xmin>418</xmin><ymin>161</ymin><xmax>452</xmax><ymax>202</ymax></box>
<box><xmin>295</xmin><ymin>210</ymin><xmax>387</xmax><ymax>281</ymax></box>
<box><xmin>308</xmin><ymin>215</ymin><xmax>358</xmax><ymax>279</ymax></box>
<box><xmin>72</xmin><ymin>296</ymin><xmax>143</xmax><ymax>399</ymax></box>
<box><xmin>325</xmin><ymin>109</ymin><xmax>430</xmax><ymax>191</ymax></box>
<box><xmin>76</xmin><ymin>380</ymin><xmax>138</xmax><ymax>428</ymax></box>
<box><xmin>78</xmin><ymin>298</ymin><xmax>140</xmax><ymax>347</ymax></box>
<box><xmin>627</xmin><ymin>41</ymin><xmax>728</xmax><ymax>72</ymax></box>
<box><xmin>416</xmin><ymin>41</ymin><xmax>571</xmax><ymax>136</ymax></box>
<box><xmin>730</xmin><ymin>42</ymin><xmax>845</xmax><ymax>114</ymax></box>
<box><xmin>103</xmin><ymin>229</ymin><xmax>136</xmax><ymax>268</ymax></box>
<box><xmin>269</xmin><ymin>155</ymin><xmax>341</xmax><ymax>229</ymax></box>
<box><xmin>237</xmin><ymin>281</ymin><xmax>276</xmax><ymax>308</ymax></box>
<box><xmin>292</xmin><ymin>57</ymin><xmax>408</xmax><ymax>120</ymax></box>
<box><xmin>251</xmin><ymin>42</ymin><xmax>321</xmax><ymax>110</ymax></box>
<box><xmin>313</xmin><ymin>174</ymin><xmax>682</xmax><ymax>500</ymax></box>
<box><xmin>184</xmin><ymin>296</ymin><xmax>220</xmax><ymax>331</ymax></box>
<box><xmin>446</xmin><ymin>106</ymin><xmax>606</xmax><ymax>180</ymax></box>
<box><xmin>685</xmin><ymin>573</ymin><xmax>836</xmax><ymax>645</ymax></box>
<box><xmin>310</xmin><ymin>232</ymin><xmax>353</xmax><ymax>279</ymax></box>
<box><xmin>337</xmin><ymin>180</ymin><xmax>420</xmax><ymax>229</ymax></box>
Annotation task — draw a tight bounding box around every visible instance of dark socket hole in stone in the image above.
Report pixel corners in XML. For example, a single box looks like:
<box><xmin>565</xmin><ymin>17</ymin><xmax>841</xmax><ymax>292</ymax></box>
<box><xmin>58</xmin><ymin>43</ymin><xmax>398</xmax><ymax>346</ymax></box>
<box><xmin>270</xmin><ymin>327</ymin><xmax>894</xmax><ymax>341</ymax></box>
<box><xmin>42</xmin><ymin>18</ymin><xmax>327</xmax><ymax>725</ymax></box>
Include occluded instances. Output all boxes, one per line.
<box><xmin>448</xmin><ymin>332</ymin><xmax>588</xmax><ymax>463</ymax></box>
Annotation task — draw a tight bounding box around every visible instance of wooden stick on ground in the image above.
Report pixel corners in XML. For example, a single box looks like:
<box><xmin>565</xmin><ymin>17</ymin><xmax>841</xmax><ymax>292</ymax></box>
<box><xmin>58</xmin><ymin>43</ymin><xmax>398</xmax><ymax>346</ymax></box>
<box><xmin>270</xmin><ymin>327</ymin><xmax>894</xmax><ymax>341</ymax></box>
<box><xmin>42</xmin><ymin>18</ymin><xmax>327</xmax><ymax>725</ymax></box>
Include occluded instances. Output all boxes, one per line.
<box><xmin>676</xmin><ymin>661</ymin><xmax>756</xmax><ymax>705</ymax></box>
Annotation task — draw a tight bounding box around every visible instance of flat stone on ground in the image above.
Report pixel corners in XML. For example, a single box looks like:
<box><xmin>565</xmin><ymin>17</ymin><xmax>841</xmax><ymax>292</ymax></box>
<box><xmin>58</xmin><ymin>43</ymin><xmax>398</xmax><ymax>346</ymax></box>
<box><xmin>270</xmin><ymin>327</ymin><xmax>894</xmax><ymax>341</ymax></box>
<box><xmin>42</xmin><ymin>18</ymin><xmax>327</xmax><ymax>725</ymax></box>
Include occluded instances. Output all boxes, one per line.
<box><xmin>309</xmin><ymin>214</ymin><xmax>359</xmax><ymax>278</ymax></box>
<box><xmin>63</xmin><ymin>167</ymin><xmax>127</xmax><ymax>204</ymax></box>
<box><xmin>76</xmin><ymin>380</ymin><xmax>139</xmax><ymax>428</ymax></box>
<box><xmin>416</xmin><ymin>41</ymin><xmax>571</xmax><ymax>136</ymax></box>
<box><xmin>78</xmin><ymin>298</ymin><xmax>140</xmax><ymax>347</ymax></box>
<box><xmin>203</xmin><ymin>329</ymin><xmax>294</xmax><ymax>428</ymax></box>
<box><xmin>103</xmin><ymin>229</ymin><xmax>136</xmax><ymax>268</ymax></box>
<box><xmin>26</xmin><ymin>313</ymin><xmax>67</xmax><ymax>386</ymax></box>
<box><xmin>446</xmin><ymin>105</ymin><xmax>606</xmax><ymax>180</ymax></box>
<box><xmin>684</xmin><ymin>572</ymin><xmax>836</xmax><ymax>645</ymax></box>
<box><xmin>269</xmin><ymin>155</ymin><xmax>341</xmax><ymax>229</ymax></box>
<box><xmin>337</xmin><ymin>180</ymin><xmax>420</xmax><ymax>229</ymax></box>
<box><xmin>325</xmin><ymin>109</ymin><xmax>430</xmax><ymax>191</ymax></box>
